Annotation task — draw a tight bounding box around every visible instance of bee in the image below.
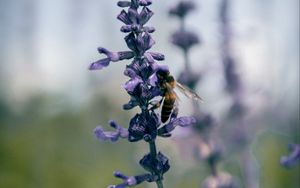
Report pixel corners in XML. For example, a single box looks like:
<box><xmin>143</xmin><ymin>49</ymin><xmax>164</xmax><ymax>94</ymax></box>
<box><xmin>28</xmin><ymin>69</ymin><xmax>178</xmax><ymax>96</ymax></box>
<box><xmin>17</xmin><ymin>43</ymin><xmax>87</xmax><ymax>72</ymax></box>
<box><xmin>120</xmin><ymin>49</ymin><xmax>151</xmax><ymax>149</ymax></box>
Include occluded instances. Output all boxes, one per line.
<box><xmin>151</xmin><ymin>69</ymin><xmax>202</xmax><ymax>123</ymax></box>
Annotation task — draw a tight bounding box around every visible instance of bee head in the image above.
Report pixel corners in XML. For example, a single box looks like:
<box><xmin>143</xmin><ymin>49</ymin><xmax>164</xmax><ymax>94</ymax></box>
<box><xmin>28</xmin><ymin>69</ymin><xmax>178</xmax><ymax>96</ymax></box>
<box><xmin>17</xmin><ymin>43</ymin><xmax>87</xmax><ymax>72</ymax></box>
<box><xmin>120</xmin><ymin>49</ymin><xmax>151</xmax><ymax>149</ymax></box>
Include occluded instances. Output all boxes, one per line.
<box><xmin>156</xmin><ymin>69</ymin><xmax>170</xmax><ymax>80</ymax></box>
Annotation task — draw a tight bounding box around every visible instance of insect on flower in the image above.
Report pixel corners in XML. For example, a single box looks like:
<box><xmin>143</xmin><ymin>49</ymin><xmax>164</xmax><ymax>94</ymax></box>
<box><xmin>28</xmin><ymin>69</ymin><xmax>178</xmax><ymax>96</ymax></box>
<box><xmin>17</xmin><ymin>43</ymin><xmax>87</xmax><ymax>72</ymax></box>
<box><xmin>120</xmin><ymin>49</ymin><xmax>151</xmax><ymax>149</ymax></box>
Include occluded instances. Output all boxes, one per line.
<box><xmin>150</xmin><ymin>68</ymin><xmax>203</xmax><ymax>123</ymax></box>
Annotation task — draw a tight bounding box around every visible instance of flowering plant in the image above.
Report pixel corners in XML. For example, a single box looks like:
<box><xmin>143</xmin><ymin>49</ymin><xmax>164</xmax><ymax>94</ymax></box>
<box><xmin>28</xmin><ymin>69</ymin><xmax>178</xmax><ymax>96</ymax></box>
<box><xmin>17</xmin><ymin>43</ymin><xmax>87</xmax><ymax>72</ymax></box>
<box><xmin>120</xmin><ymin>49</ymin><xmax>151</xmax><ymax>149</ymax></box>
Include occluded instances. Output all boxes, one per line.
<box><xmin>89</xmin><ymin>1</ymin><xmax>195</xmax><ymax>187</ymax></box>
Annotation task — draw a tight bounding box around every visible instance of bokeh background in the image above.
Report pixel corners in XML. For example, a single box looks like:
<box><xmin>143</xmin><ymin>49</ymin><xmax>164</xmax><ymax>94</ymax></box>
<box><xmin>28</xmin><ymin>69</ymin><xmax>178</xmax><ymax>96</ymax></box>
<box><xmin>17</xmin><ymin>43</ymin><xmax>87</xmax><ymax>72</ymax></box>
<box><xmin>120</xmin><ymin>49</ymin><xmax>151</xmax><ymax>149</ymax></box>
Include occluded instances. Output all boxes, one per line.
<box><xmin>0</xmin><ymin>0</ymin><xmax>299</xmax><ymax>188</ymax></box>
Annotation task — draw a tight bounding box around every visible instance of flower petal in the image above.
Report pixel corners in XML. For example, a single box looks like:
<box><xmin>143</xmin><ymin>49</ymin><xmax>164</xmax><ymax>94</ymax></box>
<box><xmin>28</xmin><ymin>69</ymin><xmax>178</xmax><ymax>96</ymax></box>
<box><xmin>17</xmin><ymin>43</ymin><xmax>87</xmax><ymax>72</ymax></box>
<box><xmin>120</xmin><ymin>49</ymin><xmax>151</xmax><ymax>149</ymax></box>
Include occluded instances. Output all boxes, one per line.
<box><xmin>125</xmin><ymin>33</ymin><xmax>138</xmax><ymax>52</ymax></box>
<box><xmin>139</xmin><ymin>7</ymin><xmax>154</xmax><ymax>25</ymax></box>
<box><xmin>117</xmin><ymin>1</ymin><xmax>131</xmax><ymax>7</ymax></box>
<box><xmin>117</xmin><ymin>51</ymin><xmax>135</xmax><ymax>61</ymax></box>
<box><xmin>117</xmin><ymin>10</ymin><xmax>132</xmax><ymax>25</ymax></box>
<box><xmin>97</xmin><ymin>47</ymin><xmax>119</xmax><ymax>62</ymax></box>
<box><xmin>139</xmin><ymin>0</ymin><xmax>152</xmax><ymax>6</ymax></box>
<box><xmin>124</xmin><ymin>66</ymin><xmax>138</xmax><ymax>78</ymax></box>
<box><xmin>89</xmin><ymin>58</ymin><xmax>110</xmax><ymax>70</ymax></box>
<box><xmin>122</xmin><ymin>77</ymin><xmax>143</xmax><ymax>92</ymax></box>
<box><xmin>143</xmin><ymin>26</ymin><xmax>155</xmax><ymax>33</ymax></box>
<box><xmin>108</xmin><ymin>171</ymin><xmax>154</xmax><ymax>188</ymax></box>
<box><xmin>173</xmin><ymin>116</ymin><xmax>196</xmax><ymax>127</ymax></box>
<box><xmin>94</xmin><ymin>121</ymin><xmax>128</xmax><ymax>142</ymax></box>
<box><xmin>158</xmin><ymin>116</ymin><xmax>195</xmax><ymax>136</ymax></box>
<box><xmin>120</xmin><ymin>25</ymin><xmax>133</xmax><ymax>33</ymax></box>
<box><xmin>144</xmin><ymin>52</ymin><xmax>155</xmax><ymax>64</ymax></box>
<box><xmin>128</xmin><ymin>8</ymin><xmax>139</xmax><ymax>24</ymax></box>
<box><xmin>149</xmin><ymin>52</ymin><xmax>165</xmax><ymax>61</ymax></box>
<box><xmin>123</xmin><ymin>98</ymin><xmax>139</xmax><ymax>110</ymax></box>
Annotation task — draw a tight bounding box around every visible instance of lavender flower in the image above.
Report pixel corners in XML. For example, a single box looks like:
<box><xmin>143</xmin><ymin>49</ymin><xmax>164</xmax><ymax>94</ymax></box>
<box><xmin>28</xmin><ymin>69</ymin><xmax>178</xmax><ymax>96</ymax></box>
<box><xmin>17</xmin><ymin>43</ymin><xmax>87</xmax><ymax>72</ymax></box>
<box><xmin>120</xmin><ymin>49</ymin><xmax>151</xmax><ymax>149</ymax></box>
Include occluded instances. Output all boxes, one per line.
<box><xmin>90</xmin><ymin>1</ymin><xmax>195</xmax><ymax>187</ymax></box>
<box><xmin>280</xmin><ymin>144</ymin><xmax>300</xmax><ymax>168</ymax></box>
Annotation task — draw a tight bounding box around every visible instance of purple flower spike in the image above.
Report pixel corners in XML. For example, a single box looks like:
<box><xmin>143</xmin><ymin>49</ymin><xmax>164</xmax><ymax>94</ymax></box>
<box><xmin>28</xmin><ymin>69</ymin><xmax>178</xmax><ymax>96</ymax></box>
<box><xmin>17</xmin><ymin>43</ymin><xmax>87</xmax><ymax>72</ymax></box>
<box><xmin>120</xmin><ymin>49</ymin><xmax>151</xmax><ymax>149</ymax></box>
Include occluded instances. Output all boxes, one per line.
<box><xmin>94</xmin><ymin>120</ymin><xmax>128</xmax><ymax>142</ymax></box>
<box><xmin>90</xmin><ymin>0</ymin><xmax>184</xmax><ymax>186</ymax></box>
<box><xmin>280</xmin><ymin>144</ymin><xmax>300</xmax><ymax>168</ymax></box>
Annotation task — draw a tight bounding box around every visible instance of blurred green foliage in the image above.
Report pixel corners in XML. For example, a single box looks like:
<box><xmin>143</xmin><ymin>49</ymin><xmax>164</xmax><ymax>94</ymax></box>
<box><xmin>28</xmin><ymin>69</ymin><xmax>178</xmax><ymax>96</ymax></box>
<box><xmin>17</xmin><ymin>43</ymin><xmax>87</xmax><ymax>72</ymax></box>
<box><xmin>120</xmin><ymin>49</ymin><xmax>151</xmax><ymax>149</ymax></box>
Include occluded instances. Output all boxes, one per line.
<box><xmin>0</xmin><ymin>93</ymin><xmax>299</xmax><ymax>188</ymax></box>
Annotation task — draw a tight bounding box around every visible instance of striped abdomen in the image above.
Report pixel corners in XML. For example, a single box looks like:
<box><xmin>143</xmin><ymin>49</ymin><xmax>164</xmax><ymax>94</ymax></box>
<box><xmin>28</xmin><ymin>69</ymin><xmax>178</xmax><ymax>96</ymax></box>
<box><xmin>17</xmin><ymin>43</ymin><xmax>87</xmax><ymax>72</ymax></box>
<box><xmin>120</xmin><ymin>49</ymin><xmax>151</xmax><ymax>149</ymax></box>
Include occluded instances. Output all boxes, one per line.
<box><xmin>161</xmin><ymin>91</ymin><xmax>176</xmax><ymax>123</ymax></box>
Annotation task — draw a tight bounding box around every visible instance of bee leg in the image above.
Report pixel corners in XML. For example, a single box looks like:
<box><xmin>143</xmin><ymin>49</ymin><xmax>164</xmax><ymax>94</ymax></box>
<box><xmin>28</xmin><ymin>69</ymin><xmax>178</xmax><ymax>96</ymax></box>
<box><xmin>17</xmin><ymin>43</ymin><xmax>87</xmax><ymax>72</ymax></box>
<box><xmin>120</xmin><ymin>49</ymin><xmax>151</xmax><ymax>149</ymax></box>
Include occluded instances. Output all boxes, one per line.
<box><xmin>149</xmin><ymin>98</ymin><xmax>163</xmax><ymax>111</ymax></box>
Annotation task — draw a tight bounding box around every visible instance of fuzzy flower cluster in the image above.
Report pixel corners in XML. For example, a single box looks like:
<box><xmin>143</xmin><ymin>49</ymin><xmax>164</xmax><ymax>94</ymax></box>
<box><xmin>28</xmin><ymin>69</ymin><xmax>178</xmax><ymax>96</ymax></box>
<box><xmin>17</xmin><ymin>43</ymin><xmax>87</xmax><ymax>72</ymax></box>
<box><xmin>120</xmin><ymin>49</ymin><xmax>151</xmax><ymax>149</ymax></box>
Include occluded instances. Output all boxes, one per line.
<box><xmin>169</xmin><ymin>1</ymin><xmax>200</xmax><ymax>52</ymax></box>
<box><xmin>169</xmin><ymin>1</ymin><xmax>239</xmax><ymax>187</ymax></box>
<box><xmin>280</xmin><ymin>144</ymin><xmax>300</xmax><ymax>168</ymax></box>
<box><xmin>89</xmin><ymin>1</ymin><xmax>195</xmax><ymax>187</ymax></box>
<box><xmin>169</xmin><ymin>1</ymin><xmax>214</xmax><ymax>134</ymax></box>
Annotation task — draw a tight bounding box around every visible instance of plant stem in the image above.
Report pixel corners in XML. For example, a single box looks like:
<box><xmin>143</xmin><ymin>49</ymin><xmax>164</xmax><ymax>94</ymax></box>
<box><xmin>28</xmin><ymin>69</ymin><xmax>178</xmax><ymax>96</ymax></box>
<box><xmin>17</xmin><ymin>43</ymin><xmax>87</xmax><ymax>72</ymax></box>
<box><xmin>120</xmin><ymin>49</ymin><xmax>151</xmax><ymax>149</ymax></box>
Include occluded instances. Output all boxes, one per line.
<box><xmin>156</xmin><ymin>180</ymin><xmax>164</xmax><ymax>188</ymax></box>
<box><xmin>149</xmin><ymin>141</ymin><xmax>164</xmax><ymax>188</ymax></box>
<box><xmin>183</xmin><ymin>48</ymin><xmax>191</xmax><ymax>73</ymax></box>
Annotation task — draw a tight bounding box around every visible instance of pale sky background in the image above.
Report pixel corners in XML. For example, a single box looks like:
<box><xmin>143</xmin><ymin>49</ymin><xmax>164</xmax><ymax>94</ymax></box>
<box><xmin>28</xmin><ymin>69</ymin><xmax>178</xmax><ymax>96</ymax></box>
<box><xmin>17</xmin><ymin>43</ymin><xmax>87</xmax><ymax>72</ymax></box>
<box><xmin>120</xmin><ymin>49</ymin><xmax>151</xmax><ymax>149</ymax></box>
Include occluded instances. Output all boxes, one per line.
<box><xmin>0</xmin><ymin>0</ymin><xmax>299</xmax><ymax>119</ymax></box>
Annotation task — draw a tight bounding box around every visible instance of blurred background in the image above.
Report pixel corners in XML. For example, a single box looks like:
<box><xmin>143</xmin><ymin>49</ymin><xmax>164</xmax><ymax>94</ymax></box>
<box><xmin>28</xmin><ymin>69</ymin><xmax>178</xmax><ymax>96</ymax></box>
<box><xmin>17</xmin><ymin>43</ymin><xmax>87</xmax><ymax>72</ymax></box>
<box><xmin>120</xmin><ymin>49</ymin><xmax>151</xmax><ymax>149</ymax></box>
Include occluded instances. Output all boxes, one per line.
<box><xmin>0</xmin><ymin>0</ymin><xmax>299</xmax><ymax>188</ymax></box>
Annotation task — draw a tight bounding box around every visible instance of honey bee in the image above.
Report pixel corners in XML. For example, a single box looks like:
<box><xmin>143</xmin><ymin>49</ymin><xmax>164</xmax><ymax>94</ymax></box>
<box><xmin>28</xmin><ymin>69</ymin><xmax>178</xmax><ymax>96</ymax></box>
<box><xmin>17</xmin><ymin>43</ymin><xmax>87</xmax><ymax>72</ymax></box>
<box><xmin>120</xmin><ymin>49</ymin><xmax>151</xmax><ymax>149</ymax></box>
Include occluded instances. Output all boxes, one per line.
<box><xmin>151</xmin><ymin>69</ymin><xmax>202</xmax><ymax>123</ymax></box>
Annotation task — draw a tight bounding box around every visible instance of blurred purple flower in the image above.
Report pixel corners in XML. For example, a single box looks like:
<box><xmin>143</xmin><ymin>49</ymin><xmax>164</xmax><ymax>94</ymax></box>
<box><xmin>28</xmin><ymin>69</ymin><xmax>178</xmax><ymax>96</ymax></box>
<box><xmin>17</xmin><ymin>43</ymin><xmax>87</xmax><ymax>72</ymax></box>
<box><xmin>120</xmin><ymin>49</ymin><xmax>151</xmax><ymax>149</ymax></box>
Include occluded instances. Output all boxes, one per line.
<box><xmin>169</xmin><ymin>1</ymin><xmax>196</xmax><ymax>18</ymax></box>
<box><xmin>223</xmin><ymin>56</ymin><xmax>241</xmax><ymax>93</ymax></box>
<box><xmin>280</xmin><ymin>144</ymin><xmax>300</xmax><ymax>168</ymax></box>
<box><xmin>171</xmin><ymin>30</ymin><xmax>200</xmax><ymax>51</ymax></box>
<box><xmin>193</xmin><ymin>113</ymin><xmax>216</xmax><ymax>133</ymax></box>
<box><xmin>202</xmin><ymin>172</ymin><xmax>239</xmax><ymax>188</ymax></box>
<box><xmin>177</xmin><ymin>70</ymin><xmax>201</xmax><ymax>89</ymax></box>
<box><xmin>94</xmin><ymin>120</ymin><xmax>128</xmax><ymax>142</ymax></box>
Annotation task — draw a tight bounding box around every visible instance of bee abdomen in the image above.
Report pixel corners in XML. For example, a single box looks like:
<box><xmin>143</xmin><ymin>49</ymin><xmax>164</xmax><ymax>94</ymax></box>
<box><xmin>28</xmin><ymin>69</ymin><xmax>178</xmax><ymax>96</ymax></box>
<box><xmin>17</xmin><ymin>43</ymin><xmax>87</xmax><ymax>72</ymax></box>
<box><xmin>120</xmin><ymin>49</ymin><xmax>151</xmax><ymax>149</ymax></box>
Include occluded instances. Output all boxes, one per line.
<box><xmin>161</xmin><ymin>94</ymin><xmax>176</xmax><ymax>123</ymax></box>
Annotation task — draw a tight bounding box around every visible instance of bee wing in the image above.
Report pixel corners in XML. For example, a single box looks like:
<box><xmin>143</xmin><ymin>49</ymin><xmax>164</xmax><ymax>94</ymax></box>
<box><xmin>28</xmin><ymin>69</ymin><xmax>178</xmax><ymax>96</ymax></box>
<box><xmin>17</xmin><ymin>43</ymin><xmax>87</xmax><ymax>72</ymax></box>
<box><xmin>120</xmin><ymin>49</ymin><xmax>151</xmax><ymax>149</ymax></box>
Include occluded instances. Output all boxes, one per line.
<box><xmin>176</xmin><ymin>82</ymin><xmax>203</xmax><ymax>101</ymax></box>
<box><xmin>165</xmin><ymin>82</ymin><xmax>181</xmax><ymax>102</ymax></box>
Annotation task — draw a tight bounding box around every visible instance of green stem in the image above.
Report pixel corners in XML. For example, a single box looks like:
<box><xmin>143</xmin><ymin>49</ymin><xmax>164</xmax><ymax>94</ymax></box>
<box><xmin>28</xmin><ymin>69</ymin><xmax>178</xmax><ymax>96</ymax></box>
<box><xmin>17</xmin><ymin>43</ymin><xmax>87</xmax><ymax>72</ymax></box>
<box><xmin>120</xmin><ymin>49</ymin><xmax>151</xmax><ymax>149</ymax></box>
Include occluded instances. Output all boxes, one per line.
<box><xmin>149</xmin><ymin>141</ymin><xmax>164</xmax><ymax>188</ymax></box>
<box><xmin>155</xmin><ymin>179</ymin><xmax>164</xmax><ymax>188</ymax></box>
